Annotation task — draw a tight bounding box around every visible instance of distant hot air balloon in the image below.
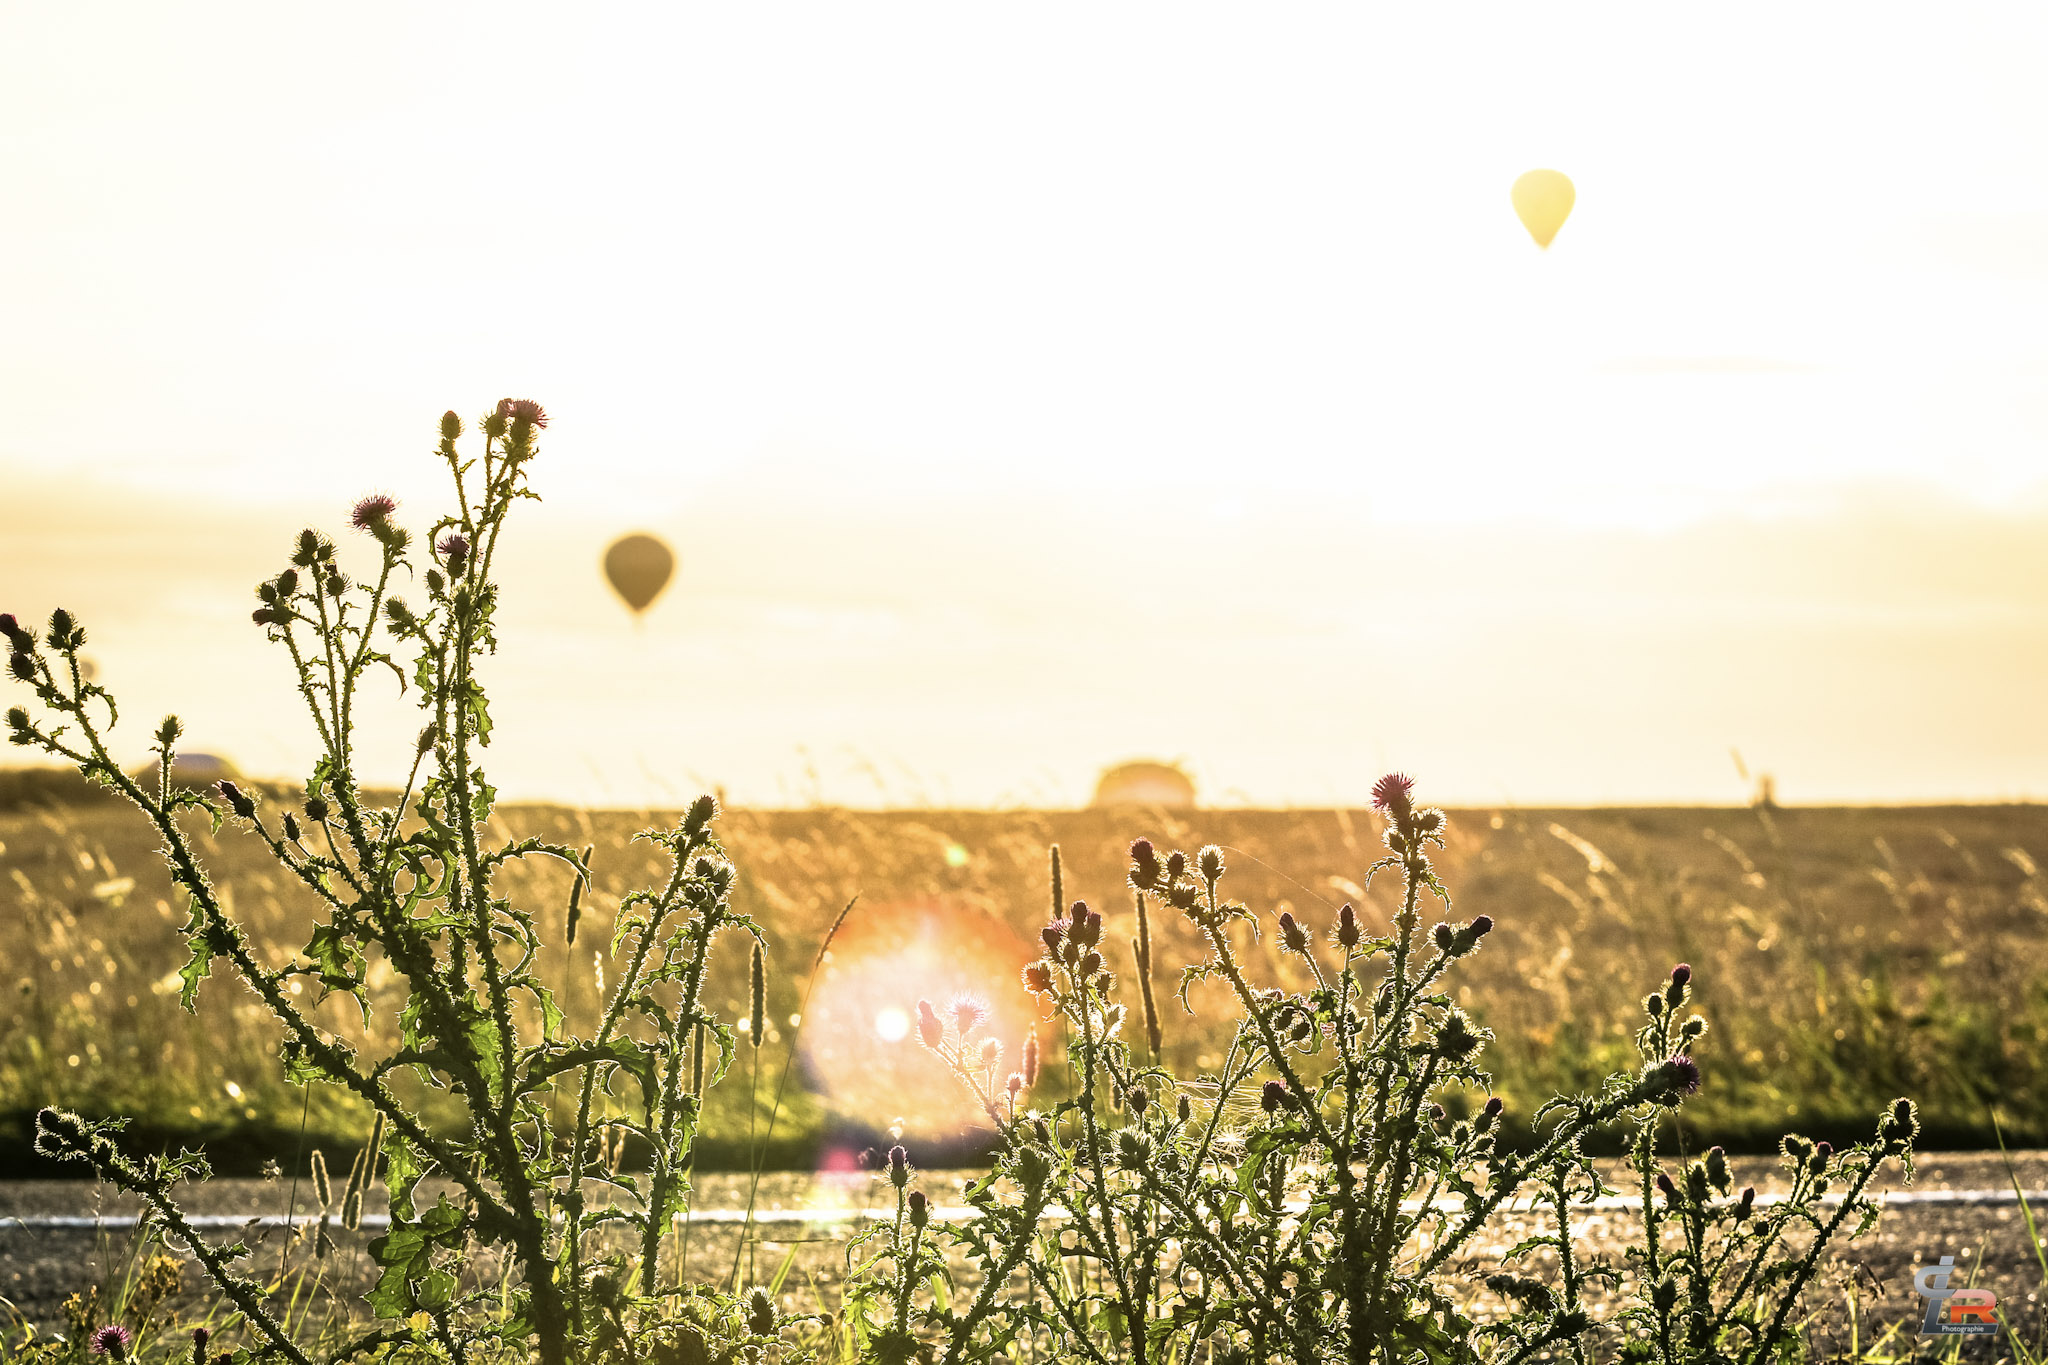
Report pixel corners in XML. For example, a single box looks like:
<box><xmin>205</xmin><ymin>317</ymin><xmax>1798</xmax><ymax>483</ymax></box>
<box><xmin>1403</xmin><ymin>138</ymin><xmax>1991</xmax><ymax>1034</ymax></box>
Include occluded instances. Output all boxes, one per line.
<box><xmin>603</xmin><ymin>532</ymin><xmax>675</xmax><ymax>616</ymax></box>
<box><xmin>1511</xmin><ymin>169</ymin><xmax>1575</xmax><ymax>249</ymax></box>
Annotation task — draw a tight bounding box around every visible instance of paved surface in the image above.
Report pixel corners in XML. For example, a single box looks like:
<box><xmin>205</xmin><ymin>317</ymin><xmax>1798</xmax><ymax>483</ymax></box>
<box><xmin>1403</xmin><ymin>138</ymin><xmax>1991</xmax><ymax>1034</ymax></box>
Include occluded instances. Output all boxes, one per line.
<box><xmin>3</xmin><ymin>1155</ymin><xmax>2045</xmax><ymax>1353</ymax></box>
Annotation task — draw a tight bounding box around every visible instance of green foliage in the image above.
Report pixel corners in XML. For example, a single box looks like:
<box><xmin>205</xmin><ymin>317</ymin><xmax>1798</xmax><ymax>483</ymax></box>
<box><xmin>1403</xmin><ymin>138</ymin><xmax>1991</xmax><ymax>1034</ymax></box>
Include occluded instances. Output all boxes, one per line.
<box><xmin>855</xmin><ymin>800</ymin><xmax>1921</xmax><ymax>1364</ymax></box>
<box><xmin>7</xmin><ymin>402</ymin><xmax>803</xmax><ymax>1365</ymax></box>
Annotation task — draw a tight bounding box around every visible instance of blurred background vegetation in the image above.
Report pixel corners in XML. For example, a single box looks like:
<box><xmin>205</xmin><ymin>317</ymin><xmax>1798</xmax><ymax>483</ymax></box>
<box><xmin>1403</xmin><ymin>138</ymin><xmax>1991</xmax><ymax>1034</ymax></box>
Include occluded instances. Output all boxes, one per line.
<box><xmin>3</xmin><ymin>770</ymin><xmax>2042</xmax><ymax>1172</ymax></box>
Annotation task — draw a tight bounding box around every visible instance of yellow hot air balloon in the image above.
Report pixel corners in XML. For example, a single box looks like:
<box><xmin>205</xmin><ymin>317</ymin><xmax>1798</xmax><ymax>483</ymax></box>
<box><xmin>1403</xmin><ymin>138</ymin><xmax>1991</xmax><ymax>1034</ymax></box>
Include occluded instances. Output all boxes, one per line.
<box><xmin>603</xmin><ymin>532</ymin><xmax>675</xmax><ymax>615</ymax></box>
<box><xmin>1511</xmin><ymin>169</ymin><xmax>1575</xmax><ymax>249</ymax></box>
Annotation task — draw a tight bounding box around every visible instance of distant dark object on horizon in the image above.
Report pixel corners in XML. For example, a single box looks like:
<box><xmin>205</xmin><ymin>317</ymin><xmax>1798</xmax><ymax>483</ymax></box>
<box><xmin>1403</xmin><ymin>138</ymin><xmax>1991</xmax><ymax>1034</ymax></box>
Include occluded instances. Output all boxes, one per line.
<box><xmin>133</xmin><ymin>751</ymin><xmax>242</xmax><ymax>790</ymax></box>
<box><xmin>1092</xmin><ymin>760</ymin><xmax>1196</xmax><ymax>809</ymax></box>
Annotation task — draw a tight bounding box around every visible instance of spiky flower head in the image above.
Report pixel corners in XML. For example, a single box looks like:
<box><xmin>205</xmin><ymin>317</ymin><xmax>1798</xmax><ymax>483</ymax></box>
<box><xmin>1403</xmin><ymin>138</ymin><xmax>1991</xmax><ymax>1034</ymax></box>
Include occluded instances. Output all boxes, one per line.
<box><xmin>1650</xmin><ymin>1053</ymin><xmax>1703</xmax><ymax>1101</ymax></box>
<box><xmin>498</xmin><ymin>397</ymin><xmax>549</xmax><ymax>430</ymax></box>
<box><xmin>978</xmin><ymin>1037</ymin><xmax>1002</xmax><ymax>1069</ymax></box>
<box><xmin>886</xmin><ymin>1144</ymin><xmax>910</xmax><ymax>1188</ymax></box>
<box><xmin>436</xmin><ymin>532</ymin><xmax>470</xmax><ymax>571</ymax></box>
<box><xmin>1278</xmin><ymin>911</ymin><xmax>1309</xmax><ymax>955</ymax></box>
<box><xmin>1021</xmin><ymin>963</ymin><xmax>1053</xmax><ymax>994</ymax></box>
<box><xmin>1335</xmin><ymin>902</ymin><xmax>1360</xmax><ymax>949</ymax></box>
<box><xmin>1260</xmin><ymin>1079</ymin><xmax>1293</xmax><ymax>1114</ymax></box>
<box><xmin>747</xmin><ymin>1287</ymin><xmax>775</xmax><ymax>1336</ymax></box>
<box><xmin>948</xmin><ymin>994</ymin><xmax>989</xmax><ymax>1037</ymax></box>
<box><xmin>1371</xmin><ymin>772</ymin><xmax>1416</xmax><ymax>818</ymax></box>
<box><xmin>91</xmin><ymin>1326</ymin><xmax>133</xmax><ymax>1359</ymax></box>
<box><xmin>350</xmin><ymin>494</ymin><xmax>398</xmax><ymax>533</ymax></box>
<box><xmin>1128</xmin><ymin>838</ymin><xmax>1161</xmax><ymax>889</ymax></box>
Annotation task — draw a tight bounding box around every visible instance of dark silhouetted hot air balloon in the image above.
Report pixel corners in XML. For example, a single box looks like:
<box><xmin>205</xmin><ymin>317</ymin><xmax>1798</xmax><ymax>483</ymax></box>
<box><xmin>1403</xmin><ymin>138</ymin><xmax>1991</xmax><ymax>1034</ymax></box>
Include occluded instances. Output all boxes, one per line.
<box><xmin>603</xmin><ymin>533</ymin><xmax>675</xmax><ymax>615</ymax></box>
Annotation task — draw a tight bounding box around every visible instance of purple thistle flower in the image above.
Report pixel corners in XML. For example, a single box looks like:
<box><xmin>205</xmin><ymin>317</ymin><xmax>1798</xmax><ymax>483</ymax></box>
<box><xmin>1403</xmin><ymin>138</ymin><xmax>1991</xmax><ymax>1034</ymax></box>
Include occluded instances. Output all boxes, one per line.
<box><xmin>349</xmin><ymin>494</ymin><xmax>398</xmax><ymax>532</ymax></box>
<box><xmin>1371</xmin><ymin>772</ymin><xmax>1416</xmax><ymax>816</ymax></box>
<box><xmin>1665</xmin><ymin>1054</ymin><xmax>1703</xmax><ymax>1096</ymax></box>
<box><xmin>91</xmin><ymin>1325</ymin><xmax>133</xmax><ymax>1358</ymax></box>
<box><xmin>508</xmin><ymin>399</ymin><xmax>548</xmax><ymax>429</ymax></box>
<box><xmin>436</xmin><ymin>532</ymin><xmax>470</xmax><ymax>564</ymax></box>
<box><xmin>1671</xmin><ymin>963</ymin><xmax>1692</xmax><ymax>987</ymax></box>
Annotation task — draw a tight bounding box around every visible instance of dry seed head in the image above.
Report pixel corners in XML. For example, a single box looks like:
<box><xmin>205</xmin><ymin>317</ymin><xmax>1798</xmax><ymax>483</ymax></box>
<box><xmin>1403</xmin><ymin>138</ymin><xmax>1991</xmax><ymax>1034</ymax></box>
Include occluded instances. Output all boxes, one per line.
<box><xmin>749</xmin><ymin>941</ymin><xmax>766</xmax><ymax>1048</ymax></box>
<box><xmin>310</xmin><ymin>1149</ymin><xmax>331</xmax><ymax>1208</ymax></box>
<box><xmin>1022</xmin><ymin>1033</ymin><xmax>1040</xmax><ymax>1087</ymax></box>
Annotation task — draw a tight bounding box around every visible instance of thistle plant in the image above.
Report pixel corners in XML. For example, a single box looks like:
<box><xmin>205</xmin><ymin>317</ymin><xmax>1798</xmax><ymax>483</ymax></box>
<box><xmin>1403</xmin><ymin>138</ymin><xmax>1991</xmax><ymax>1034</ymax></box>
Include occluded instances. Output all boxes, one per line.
<box><xmin>9</xmin><ymin>401</ymin><xmax>797</xmax><ymax>1365</ymax></box>
<box><xmin>856</xmin><ymin>777</ymin><xmax>1920</xmax><ymax>1364</ymax></box>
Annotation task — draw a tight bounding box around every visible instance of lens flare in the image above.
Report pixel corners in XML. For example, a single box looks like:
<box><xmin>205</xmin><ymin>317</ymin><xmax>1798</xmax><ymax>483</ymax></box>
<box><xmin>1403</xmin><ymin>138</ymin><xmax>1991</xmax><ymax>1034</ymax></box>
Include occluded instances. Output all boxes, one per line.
<box><xmin>802</xmin><ymin>898</ymin><xmax>1038</xmax><ymax>1144</ymax></box>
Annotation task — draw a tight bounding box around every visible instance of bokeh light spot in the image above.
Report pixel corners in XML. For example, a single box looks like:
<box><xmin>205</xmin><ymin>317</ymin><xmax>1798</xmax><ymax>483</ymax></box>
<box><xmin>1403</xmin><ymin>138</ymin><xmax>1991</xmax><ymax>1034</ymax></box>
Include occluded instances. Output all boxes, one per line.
<box><xmin>874</xmin><ymin>1007</ymin><xmax>910</xmax><ymax>1043</ymax></box>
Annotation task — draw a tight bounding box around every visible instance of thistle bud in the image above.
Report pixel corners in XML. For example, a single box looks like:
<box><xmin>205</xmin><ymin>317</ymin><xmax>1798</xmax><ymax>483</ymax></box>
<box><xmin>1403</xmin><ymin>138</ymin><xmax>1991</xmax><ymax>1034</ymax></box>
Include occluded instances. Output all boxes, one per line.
<box><xmin>684</xmin><ymin>794</ymin><xmax>718</xmax><ymax>836</ymax></box>
<box><xmin>1261</xmin><ymin>1080</ymin><xmax>1292</xmax><ymax>1114</ymax></box>
<box><xmin>747</xmin><ymin>1287</ymin><xmax>775</xmax><ymax>1336</ymax></box>
<box><xmin>1022</xmin><ymin>963</ymin><xmax>1053</xmax><ymax>994</ymax></box>
<box><xmin>1279</xmin><ymin>912</ymin><xmax>1309</xmax><ymax>955</ymax></box>
<box><xmin>1023</xmin><ymin>1033</ymin><xmax>1040</xmax><ymax>1087</ymax></box>
<box><xmin>440</xmin><ymin>410</ymin><xmax>463</xmax><ymax>441</ymax></box>
<box><xmin>1165</xmin><ymin>850</ymin><xmax>1187</xmax><ymax>880</ymax></box>
<box><xmin>1670</xmin><ymin>962</ymin><xmax>1692</xmax><ymax>988</ymax></box>
<box><xmin>425</xmin><ymin>568</ymin><xmax>445</xmax><ymax>596</ymax></box>
<box><xmin>324</xmin><ymin>571</ymin><xmax>347</xmax><ymax>598</ymax></box>
<box><xmin>1433</xmin><ymin>922</ymin><xmax>1454</xmax><ymax>952</ymax></box>
<box><xmin>192</xmin><ymin>1328</ymin><xmax>210</xmax><ymax>1365</ymax></box>
<box><xmin>906</xmin><ymin>1188</ymin><xmax>928</xmax><ymax>1227</ymax></box>
<box><xmin>1177</xmin><ymin>1094</ymin><xmax>1192</xmax><ymax>1123</ymax></box>
<box><xmin>1655</xmin><ymin>1171</ymin><xmax>1678</xmax><ymax>1203</ymax></box>
<box><xmin>749</xmin><ymin>941</ymin><xmax>766</xmax><ymax>1049</ymax></box>
<box><xmin>979</xmin><ymin>1037</ymin><xmax>1002</xmax><ymax>1068</ymax></box>
<box><xmin>1078</xmin><ymin>950</ymin><xmax>1102</xmax><ymax>979</ymax></box>
<box><xmin>416</xmin><ymin>724</ymin><xmax>438</xmax><ymax>757</ymax></box>
<box><xmin>1336</xmin><ymin>903</ymin><xmax>1360</xmax><ymax>949</ymax></box>
<box><xmin>483</xmin><ymin>407</ymin><xmax>508</xmax><ymax>439</ymax></box>
<box><xmin>1685</xmin><ymin>1163</ymin><xmax>1709</xmax><ymax>1204</ymax></box>
<box><xmin>1128</xmin><ymin>838</ymin><xmax>1161</xmax><ymax>889</ymax></box>
<box><xmin>1127</xmin><ymin>1085</ymin><xmax>1148</xmax><ymax>1116</ymax></box>
<box><xmin>1706</xmin><ymin>1146</ymin><xmax>1730</xmax><ymax>1193</ymax></box>
<box><xmin>156</xmin><ymin>715</ymin><xmax>182</xmax><ymax>745</ymax></box>
<box><xmin>1480</xmin><ymin>1096</ymin><xmax>1504</xmax><ymax>1127</ymax></box>
<box><xmin>8</xmin><ymin>652</ymin><xmax>35</xmax><ymax>682</ymax></box>
<box><xmin>887</xmin><ymin>1145</ymin><xmax>910</xmax><ymax>1189</ymax></box>
<box><xmin>305</xmin><ymin>794</ymin><xmax>330</xmax><ymax>823</ymax></box>
<box><xmin>1435</xmin><ymin>1010</ymin><xmax>1481</xmax><ymax>1060</ymax></box>
<box><xmin>1197</xmin><ymin>846</ymin><xmax>1224</xmax><ymax>881</ymax></box>
<box><xmin>6</xmin><ymin>706</ymin><xmax>30</xmax><ymax>740</ymax></box>
<box><xmin>1812</xmin><ymin>1141</ymin><xmax>1832</xmax><ymax>1172</ymax></box>
<box><xmin>1033</xmin><ymin>1117</ymin><xmax>1052</xmax><ymax>1146</ymax></box>
<box><xmin>218</xmin><ymin>780</ymin><xmax>255</xmax><ymax>820</ymax></box>
<box><xmin>283</xmin><ymin>812</ymin><xmax>302</xmax><ymax>843</ymax></box>
<box><xmin>915</xmin><ymin>1000</ymin><xmax>944</xmax><ymax>1049</ymax></box>
<box><xmin>1415</xmin><ymin>808</ymin><xmax>1445</xmax><ymax>835</ymax></box>
<box><xmin>293</xmin><ymin>530</ymin><xmax>322</xmax><ymax>567</ymax></box>
<box><xmin>1006</xmin><ymin>1072</ymin><xmax>1024</xmax><ymax>1102</ymax></box>
<box><xmin>0</xmin><ymin>615</ymin><xmax>28</xmax><ymax>651</ymax></box>
<box><xmin>1734</xmin><ymin>1186</ymin><xmax>1755</xmax><ymax>1221</ymax></box>
<box><xmin>47</xmin><ymin>609</ymin><xmax>76</xmax><ymax>645</ymax></box>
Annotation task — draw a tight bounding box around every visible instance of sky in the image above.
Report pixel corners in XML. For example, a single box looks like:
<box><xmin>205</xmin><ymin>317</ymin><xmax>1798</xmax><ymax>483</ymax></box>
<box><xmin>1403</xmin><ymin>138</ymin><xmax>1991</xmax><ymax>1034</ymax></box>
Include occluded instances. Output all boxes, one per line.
<box><xmin>2</xmin><ymin>5</ymin><xmax>2045</xmax><ymax>807</ymax></box>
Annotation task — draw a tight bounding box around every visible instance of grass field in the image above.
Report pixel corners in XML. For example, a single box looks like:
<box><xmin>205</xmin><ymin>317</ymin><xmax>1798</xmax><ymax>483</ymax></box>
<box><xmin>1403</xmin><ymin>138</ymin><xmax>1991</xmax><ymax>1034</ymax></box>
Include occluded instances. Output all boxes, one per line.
<box><xmin>4</xmin><ymin>779</ymin><xmax>2044</xmax><ymax>1171</ymax></box>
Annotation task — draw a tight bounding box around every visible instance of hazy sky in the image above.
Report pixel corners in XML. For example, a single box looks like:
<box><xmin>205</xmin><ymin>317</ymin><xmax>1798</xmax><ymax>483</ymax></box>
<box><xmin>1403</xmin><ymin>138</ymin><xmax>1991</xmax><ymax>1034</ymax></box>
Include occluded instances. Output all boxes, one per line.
<box><xmin>4</xmin><ymin>6</ymin><xmax>2045</xmax><ymax>806</ymax></box>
